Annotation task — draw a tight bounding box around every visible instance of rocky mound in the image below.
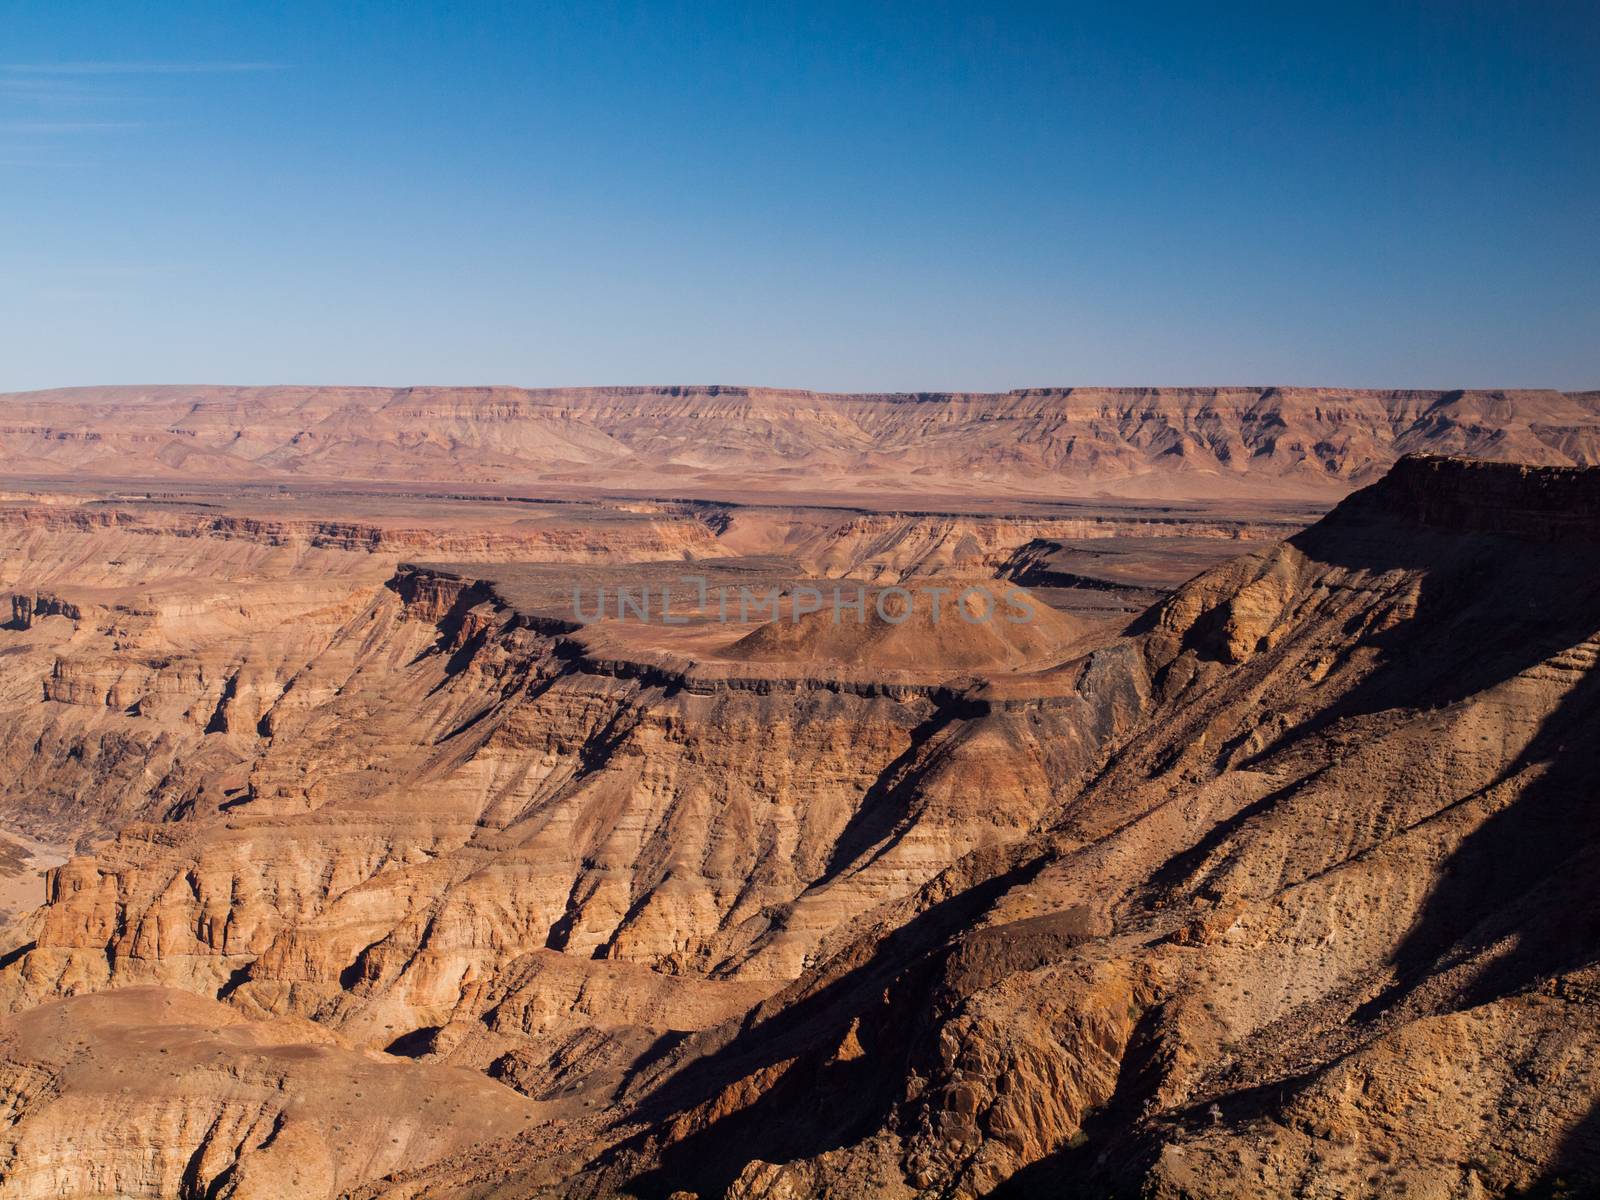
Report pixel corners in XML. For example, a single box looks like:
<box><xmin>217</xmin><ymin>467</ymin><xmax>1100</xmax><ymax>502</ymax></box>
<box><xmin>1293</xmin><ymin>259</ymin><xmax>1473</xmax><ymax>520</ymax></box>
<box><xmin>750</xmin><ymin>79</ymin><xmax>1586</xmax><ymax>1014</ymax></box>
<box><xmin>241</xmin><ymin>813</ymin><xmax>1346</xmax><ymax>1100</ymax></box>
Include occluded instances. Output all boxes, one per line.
<box><xmin>722</xmin><ymin>582</ymin><xmax>1089</xmax><ymax>673</ymax></box>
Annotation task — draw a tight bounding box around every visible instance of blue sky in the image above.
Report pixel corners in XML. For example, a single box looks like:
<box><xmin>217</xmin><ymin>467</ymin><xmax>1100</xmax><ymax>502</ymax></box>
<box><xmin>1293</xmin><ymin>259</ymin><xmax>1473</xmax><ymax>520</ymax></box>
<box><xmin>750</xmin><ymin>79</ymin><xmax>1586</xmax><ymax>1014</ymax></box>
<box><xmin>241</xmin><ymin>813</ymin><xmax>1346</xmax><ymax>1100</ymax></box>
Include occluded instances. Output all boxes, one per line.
<box><xmin>2</xmin><ymin>1</ymin><xmax>1596</xmax><ymax>392</ymax></box>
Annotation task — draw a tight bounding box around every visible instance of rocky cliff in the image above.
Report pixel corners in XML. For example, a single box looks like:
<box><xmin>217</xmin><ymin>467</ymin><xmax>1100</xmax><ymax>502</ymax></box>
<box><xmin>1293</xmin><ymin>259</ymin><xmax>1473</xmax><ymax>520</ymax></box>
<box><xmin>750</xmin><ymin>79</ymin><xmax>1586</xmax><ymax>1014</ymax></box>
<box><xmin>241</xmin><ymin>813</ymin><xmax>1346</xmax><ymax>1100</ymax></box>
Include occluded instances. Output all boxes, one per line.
<box><xmin>5</xmin><ymin>385</ymin><xmax>1598</xmax><ymax>500</ymax></box>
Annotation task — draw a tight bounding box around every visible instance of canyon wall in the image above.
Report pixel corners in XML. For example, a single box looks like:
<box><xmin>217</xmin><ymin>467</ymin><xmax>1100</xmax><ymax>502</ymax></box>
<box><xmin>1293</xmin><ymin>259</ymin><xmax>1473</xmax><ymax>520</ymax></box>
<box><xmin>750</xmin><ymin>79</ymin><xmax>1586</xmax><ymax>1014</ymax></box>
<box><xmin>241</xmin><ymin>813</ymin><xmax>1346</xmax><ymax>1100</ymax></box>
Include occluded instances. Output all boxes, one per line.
<box><xmin>549</xmin><ymin>456</ymin><xmax>1600</xmax><ymax>1198</ymax></box>
<box><xmin>0</xmin><ymin>455</ymin><xmax>1597</xmax><ymax>1197</ymax></box>
<box><xmin>5</xmin><ymin>384</ymin><xmax>1598</xmax><ymax>500</ymax></box>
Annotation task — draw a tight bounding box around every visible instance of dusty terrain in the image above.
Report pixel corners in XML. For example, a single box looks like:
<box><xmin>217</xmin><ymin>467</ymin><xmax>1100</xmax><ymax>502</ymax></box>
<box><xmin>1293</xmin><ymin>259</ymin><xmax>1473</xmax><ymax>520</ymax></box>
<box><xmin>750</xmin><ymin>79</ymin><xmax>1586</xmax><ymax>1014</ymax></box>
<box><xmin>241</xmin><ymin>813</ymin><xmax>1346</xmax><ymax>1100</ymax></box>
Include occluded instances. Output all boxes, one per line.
<box><xmin>0</xmin><ymin>385</ymin><xmax>1597</xmax><ymax>1199</ymax></box>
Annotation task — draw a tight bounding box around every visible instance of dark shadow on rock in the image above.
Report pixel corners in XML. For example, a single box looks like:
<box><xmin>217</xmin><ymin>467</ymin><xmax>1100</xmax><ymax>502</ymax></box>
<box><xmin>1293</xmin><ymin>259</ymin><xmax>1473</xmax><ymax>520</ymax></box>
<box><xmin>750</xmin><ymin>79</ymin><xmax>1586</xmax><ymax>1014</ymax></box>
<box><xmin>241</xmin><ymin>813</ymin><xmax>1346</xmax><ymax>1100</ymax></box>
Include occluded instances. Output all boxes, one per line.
<box><xmin>385</xmin><ymin>1025</ymin><xmax>443</xmax><ymax>1057</ymax></box>
<box><xmin>203</xmin><ymin>671</ymin><xmax>240</xmax><ymax>734</ymax></box>
<box><xmin>0</xmin><ymin>940</ymin><xmax>36</xmax><ymax>972</ymax></box>
<box><xmin>1144</xmin><ymin>769</ymin><xmax>1326</xmax><ymax>900</ymax></box>
<box><xmin>1353</xmin><ymin>622</ymin><xmax>1600</xmax><ymax>1021</ymax></box>
<box><xmin>1519</xmin><ymin>1097</ymin><xmax>1600</xmax><ymax>1198</ymax></box>
<box><xmin>1248</xmin><ymin>510</ymin><xmax>1600</xmax><ymax>768</ymax></box>
<box><xmin>615</xmin><ymin>852</ymin><xmax>1053</xmax><ymax>1200</ymax></box>
<box><xmin>215</xmin><ymin>963</ymin><xmax>252</xmax><ymax>1000</ymax></box>
<box><xmin>818</xmin><ymin>703</ymin><xmax>963</xmax><ymax>883</ymax></box>
<box><xmin>984</xmin><ymin>1002</ymin><xmax>1168</xmax><ymax>1200</ymax></box>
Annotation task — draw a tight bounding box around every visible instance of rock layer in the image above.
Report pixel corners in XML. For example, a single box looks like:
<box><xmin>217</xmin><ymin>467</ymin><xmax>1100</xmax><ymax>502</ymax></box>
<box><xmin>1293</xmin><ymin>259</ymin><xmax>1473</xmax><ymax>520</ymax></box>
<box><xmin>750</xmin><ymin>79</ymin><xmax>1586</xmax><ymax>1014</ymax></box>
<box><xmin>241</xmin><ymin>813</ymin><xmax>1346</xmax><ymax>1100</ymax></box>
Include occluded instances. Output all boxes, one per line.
<box><xmin>0</xmin><ymin>454</ymin><xmax>1598</xmax><ymax>1198</ymax></box>
<box><xmin>0</xmin><ymin>988</ymin><xmax>543</xmax><ymax>1199</ymax></box>
<box><xmin>5</xmin><ymin>385</ymin><xmax>1599</xmax><ymax>500</ymax></box>
<box><xmin>518</xmin><ymin>457</ymin><xmax>1600</xmax><ymax>1200</ymax></box>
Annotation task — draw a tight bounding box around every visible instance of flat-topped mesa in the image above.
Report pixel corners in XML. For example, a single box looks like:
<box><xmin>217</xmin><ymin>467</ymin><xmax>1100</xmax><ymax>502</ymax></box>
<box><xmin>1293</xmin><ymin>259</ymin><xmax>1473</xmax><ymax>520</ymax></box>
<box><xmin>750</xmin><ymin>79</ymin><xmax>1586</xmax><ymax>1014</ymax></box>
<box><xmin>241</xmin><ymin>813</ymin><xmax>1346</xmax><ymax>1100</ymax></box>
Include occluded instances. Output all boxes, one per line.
<box><xmin>390</xmin><ymin>563</ymin><xmax>1094</xmax><ymax>698</ymax></box>
<box><xmin>5</xmin><ymin>383</ymin><xmax>1598</xmax><ymax>501</ymax></box>
<box><xmin>722</xmin><ymin>581</ymin><xmax>1089</xmax><ymax>673</ymax></box>
<box><xmin>7</xmin><ymin>382</ymin><xmax>1593</xmax><ymax>407</ymax></box>
<box><xmin>1339</xmin><ymin>453</ymin><xmax>1600</xmax><ymax>542</ymax></box>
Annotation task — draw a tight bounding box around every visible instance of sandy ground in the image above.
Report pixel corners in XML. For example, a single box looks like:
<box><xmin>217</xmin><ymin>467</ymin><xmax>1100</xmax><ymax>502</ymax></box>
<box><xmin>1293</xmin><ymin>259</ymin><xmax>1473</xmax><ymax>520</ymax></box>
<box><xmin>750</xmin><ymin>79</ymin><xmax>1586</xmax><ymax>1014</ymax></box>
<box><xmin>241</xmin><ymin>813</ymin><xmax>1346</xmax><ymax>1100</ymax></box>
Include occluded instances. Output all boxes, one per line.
<box><xmin>0</xmin><ymin>827</ymin><xmax>68</xmax><ymax>929</ymax></box>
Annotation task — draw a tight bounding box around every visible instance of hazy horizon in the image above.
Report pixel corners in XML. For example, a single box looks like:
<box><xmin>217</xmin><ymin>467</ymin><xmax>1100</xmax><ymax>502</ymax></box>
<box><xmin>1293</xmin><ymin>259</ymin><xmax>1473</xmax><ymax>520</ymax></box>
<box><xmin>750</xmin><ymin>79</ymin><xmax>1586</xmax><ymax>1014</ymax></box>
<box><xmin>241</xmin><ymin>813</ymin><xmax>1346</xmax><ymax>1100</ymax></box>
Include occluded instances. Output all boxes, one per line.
<box><xmin>4</xmin><ymin>378</ymin><xmax>1596</xmax><ymax>399</ymax></box>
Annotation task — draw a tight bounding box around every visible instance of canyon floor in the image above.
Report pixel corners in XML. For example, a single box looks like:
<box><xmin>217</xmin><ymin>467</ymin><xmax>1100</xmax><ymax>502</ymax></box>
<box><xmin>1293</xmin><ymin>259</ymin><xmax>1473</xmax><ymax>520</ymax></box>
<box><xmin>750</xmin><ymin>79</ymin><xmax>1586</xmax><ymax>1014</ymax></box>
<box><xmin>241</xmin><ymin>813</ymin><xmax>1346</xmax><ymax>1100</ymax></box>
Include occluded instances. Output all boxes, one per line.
<box><xmin>1</xmin><ymin>385</ymin><xmax>1598</xmax><ymax>1199</ymax></box>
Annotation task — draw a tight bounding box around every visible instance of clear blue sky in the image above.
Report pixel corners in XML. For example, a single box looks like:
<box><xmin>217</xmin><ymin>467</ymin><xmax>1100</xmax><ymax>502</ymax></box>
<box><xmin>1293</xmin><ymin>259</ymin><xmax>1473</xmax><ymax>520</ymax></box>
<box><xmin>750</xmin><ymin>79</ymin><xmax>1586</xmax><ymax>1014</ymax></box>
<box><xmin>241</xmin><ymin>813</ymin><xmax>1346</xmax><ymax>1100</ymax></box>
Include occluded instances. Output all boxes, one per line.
<box><xmin>2</xmin><ymin>1</ymin><xmax>1596</xmax><ymax>392</ymax></box>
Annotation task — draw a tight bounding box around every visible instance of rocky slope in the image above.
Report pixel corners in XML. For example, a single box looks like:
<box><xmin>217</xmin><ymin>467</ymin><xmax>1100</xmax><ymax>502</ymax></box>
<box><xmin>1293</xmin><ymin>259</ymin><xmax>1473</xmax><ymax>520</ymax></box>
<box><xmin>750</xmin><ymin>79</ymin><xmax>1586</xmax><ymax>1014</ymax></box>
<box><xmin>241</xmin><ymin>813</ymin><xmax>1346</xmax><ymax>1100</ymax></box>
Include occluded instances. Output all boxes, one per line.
<box><xmin>5</xmin><ymin>385</ymin><xmax>1598</xmax><ymax>500</ymax></box>
<box><xmin>0</xmin><ymin>454</ymin><xmax>1596</xmax><ymax>1197</ymax></box>
<box><xmin>0</xmin><ymin>988</ymin><xmax>544</xmax><ymax>1199</ymax></box>
<box><xmin>510</xmin><ymin>456</ymin><xmax>1600</xmax><ymax>1200</ymax></box>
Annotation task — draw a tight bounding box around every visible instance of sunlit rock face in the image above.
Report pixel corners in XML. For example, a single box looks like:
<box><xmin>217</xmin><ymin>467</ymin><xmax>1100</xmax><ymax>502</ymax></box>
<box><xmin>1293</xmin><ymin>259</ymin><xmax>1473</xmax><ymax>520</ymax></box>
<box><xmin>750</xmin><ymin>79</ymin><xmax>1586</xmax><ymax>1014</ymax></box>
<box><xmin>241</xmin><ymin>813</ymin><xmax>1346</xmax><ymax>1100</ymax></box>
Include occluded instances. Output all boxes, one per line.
<box><xmin>4</xmin><ymin>383</ymin><xmax>1598</xmax><ymax>500</ymax></box>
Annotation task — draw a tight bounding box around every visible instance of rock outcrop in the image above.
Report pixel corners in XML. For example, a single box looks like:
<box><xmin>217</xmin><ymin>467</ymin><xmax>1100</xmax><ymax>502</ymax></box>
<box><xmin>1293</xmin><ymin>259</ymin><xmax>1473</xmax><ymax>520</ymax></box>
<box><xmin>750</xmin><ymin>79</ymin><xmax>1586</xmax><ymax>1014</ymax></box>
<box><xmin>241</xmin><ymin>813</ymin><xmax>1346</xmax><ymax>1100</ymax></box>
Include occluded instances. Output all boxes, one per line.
<box><xmin>0</xmin><ymin>988</ymin><xmax>542</xmax><ymax>1199</ymax></box>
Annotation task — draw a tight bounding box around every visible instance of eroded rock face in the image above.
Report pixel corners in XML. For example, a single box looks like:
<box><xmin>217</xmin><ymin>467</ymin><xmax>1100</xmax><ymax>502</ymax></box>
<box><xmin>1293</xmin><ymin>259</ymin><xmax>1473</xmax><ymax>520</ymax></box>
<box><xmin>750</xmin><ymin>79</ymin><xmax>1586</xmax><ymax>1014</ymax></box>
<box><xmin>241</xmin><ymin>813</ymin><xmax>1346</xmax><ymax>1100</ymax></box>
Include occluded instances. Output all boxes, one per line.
<box><xmin>1</xmin><ymin>455</ymin><xmax>1598</xmax><ymax>1199</ymax></box>
<box><xmin>0</xmin><ymin>987</ymin><xmax>542</xmax><ymax>1199</ymax></box>
<box><xmin>9</xmin><ymin>590</ymin><xmax>893</xmax><ymax>1001</ymax></box>
<box><xmin>0</xmin><ymin>506</ymin><xmax>1146</xmax><ymax>1127</ymax></box>
<box><xmin>504</xmin><ymin>457</ymin><xmax>1600</xmax><ymax>1200</ymax></box>
<box><xmin>3</xmin><ymin>384</ymin><xmax>1598</xmax><ymax>500</ymax></box>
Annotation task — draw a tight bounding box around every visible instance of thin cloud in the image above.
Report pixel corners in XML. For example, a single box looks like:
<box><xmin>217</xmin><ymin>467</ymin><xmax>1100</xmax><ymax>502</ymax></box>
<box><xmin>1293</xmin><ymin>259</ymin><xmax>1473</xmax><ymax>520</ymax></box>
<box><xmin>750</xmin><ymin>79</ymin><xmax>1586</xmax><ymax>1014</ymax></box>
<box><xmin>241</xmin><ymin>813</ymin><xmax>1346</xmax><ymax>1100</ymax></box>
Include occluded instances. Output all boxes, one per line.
<box><xmin>0</xmin><ymin>120</ymin><xmax>147</xmax><ymax>133</ymax></box>
<box><xmin>0</xmin><ymin>62</ymin><xmax>286</xmax><ymax>75</ymax></box>
<box><xmin>1</xmin><ymin>77</ymin><xmax>108</xmax><ymax>94</ymax></box>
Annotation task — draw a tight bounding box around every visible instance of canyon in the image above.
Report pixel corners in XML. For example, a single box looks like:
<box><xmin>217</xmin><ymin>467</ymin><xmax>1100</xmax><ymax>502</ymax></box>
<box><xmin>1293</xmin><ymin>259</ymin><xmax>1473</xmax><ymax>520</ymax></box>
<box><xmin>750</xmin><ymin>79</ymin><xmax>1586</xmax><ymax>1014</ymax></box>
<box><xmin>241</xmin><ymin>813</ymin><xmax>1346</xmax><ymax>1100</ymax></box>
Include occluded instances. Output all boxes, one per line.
<box><xmin>0</xmin><ymin>385</ymin><xmax>1597</xmax><ymax>1199</ymax></box>
<box><xmin>5</xmin><ymin>384</ymin><xmax>1600</xmax><ymax>501</ymax></box>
